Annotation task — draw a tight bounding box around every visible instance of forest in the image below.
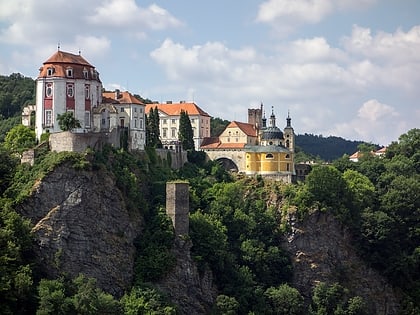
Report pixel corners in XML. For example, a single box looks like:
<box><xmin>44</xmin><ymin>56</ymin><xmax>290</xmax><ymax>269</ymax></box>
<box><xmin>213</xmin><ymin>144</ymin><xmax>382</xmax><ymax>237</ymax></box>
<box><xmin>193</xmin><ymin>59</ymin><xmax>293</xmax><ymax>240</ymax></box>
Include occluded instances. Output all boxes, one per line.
<box><xmin>0</xmin><ymin>73</ymin><xmax>419</xmax><ymax>314</ymax></box>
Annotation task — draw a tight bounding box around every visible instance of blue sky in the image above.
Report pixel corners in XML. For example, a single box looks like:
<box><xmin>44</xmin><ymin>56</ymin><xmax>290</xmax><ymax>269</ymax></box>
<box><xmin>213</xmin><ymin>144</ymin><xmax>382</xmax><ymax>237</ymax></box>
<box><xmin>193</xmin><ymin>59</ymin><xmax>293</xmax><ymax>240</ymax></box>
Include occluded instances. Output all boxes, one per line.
<box><xmin>1</xmin><ymin>0</ymin><xmax>419</xmax><ymax>145</ymax></box>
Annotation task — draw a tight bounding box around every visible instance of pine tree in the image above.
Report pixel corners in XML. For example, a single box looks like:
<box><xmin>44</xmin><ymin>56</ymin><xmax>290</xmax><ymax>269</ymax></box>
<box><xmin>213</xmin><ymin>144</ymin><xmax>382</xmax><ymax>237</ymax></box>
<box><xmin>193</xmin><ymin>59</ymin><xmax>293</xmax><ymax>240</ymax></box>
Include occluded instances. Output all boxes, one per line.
<box><xmin>178</xmin><ymin>110</ymin><xmax>195</xmax><ymax>151</ymax></box>
<box><xmin>146</xmin><ymin>107</ymin><xmax>162</xmax><ymax>148</ymax></box>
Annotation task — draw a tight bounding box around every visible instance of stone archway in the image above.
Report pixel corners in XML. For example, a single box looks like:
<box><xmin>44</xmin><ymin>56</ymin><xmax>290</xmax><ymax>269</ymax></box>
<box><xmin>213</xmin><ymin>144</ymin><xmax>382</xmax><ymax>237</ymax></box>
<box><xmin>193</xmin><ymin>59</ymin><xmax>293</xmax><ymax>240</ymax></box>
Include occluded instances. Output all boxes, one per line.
<box><xmin>216</xmin><ymin>157</ymin><xmax>239</xmax><ymax>172</ymax></box>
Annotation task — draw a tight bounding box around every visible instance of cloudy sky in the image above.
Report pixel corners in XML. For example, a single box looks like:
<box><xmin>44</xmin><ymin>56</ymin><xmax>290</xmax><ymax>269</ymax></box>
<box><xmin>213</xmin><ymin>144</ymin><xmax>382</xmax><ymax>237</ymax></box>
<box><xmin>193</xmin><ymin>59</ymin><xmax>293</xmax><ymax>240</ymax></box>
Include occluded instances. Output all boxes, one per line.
<box><xmin>1</xmin><ymin>0</ymin><xmax>419</xmax><ymax>145</ymax></box>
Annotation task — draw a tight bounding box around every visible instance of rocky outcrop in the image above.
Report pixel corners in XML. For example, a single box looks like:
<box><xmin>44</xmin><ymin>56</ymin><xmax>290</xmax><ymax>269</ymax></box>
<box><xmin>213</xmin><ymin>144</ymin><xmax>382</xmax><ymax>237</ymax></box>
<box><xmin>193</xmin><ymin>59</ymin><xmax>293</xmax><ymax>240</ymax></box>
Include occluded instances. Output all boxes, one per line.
<box><xmin>156</xmin><ymin>238</ymin><xmax>217</xmax><ymax>314</ymax></box>
<box><xmin>18</xmin><ymin>163</ymin><xmax>143</xmax><ymax>296</ymax></box>
<box><xmin>282</xmin><ymin>211</ymin><xmax>400</xmax><ymax>314</ymax></box>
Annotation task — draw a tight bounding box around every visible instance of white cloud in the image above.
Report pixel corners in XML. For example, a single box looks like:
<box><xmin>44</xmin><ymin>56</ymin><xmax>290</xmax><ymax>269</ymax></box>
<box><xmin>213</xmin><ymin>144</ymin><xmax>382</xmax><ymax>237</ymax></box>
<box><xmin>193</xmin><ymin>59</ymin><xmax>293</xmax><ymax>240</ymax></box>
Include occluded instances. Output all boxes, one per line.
<box><xmin>88</xmin><ymin>0</ymin><xmax>182</xmax><ymax>31</ymax></box>
<box><xmin>256</xmin><ymin>0</ymin><xmax>377</xmax><ymax>34</ymax></box>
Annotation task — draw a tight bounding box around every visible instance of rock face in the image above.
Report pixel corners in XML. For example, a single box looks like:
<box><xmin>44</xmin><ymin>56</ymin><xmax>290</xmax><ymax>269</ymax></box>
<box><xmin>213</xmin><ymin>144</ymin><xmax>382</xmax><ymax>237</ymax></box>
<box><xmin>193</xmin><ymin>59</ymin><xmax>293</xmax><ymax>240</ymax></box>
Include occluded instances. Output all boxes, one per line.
<box><xmin>157</xmin><ymin>238</ymin><xmax>217</xmax><ymax>314</ymax></box>
<box><xmin>18</xmin><ymin>163</ymin><xmax>143</xmax><ymax>296</ymax></box>
<box><xmin>283</xmin><ymin>211</ymin><xmax>400</xmax><ymax>314</ymax></box>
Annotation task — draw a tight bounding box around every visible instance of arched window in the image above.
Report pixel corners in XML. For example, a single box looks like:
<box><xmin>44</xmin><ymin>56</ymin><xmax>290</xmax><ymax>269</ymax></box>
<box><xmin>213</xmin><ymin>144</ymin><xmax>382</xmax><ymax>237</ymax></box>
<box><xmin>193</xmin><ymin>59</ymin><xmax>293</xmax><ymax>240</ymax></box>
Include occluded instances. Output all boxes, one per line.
<box><xmin>266</xmin><ymin>153</ymin><xmax>274</xmax><ymax>159</ymax></box>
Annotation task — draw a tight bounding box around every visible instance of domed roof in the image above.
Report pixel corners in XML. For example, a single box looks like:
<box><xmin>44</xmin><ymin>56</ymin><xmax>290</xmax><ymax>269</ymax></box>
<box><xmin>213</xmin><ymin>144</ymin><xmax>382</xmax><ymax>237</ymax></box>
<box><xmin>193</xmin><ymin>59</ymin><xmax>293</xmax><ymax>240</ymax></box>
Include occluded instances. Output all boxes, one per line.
<box><xmin>261</xmin><ymin>126</ymin><xmax>283</xmax><ymax>140</ymax></box>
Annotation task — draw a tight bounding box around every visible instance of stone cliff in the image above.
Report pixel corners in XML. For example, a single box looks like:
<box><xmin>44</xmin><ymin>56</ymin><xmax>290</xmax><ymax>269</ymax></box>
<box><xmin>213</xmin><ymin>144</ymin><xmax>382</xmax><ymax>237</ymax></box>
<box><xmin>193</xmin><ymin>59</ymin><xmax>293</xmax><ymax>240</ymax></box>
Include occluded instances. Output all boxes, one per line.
<box><xmin>282</xmin><ymin>211</ymin><xmax>400</xmax><ymax>314</ymax></box>
<box><xmin>18</xmin><ymin>163</ymin><xmax>143</xmax><ymax>296</ymax></box>
<box><xmin>17</xmin><ymin>162</ymin><xmax>215</xmax><ymax>313</ymax></box>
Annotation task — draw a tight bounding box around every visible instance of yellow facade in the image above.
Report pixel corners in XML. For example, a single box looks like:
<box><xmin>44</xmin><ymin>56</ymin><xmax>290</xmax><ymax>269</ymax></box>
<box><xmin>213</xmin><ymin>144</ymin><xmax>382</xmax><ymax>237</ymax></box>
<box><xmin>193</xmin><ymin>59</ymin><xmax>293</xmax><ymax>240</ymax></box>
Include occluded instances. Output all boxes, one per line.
<box><xmin>246</xmin><ymin>151</ymin><xmax>293</xmax><ymax>175</ymax></box>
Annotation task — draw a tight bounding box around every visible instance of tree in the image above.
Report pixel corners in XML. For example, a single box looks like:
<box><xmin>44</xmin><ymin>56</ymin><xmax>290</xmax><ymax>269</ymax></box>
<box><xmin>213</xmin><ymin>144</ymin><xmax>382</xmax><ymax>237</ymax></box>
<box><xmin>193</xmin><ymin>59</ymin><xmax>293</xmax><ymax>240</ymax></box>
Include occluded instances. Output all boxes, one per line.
<box><xmin>264</xmin><ymin>284</ymin><xmax>305</xmax><ymax>315</ymax></box>
<box><xmin>145</xmin><ymin>107</ymin><xmax>162</xmax><ymax>148</ymax></box>
<box><xmin>213</xmin><ymin>295</ymin><xmax>239</xmax><ymax>315</ymax></box>
<box><xmin>37</xmin><ymin>278</ymin><xmax>72</xmax><ymax>315</ymax></box>
<box><xmin>120</xmin><ymin>286</ymin><xmax>176</xmax><ymax>315</ymax></box>
<box><xmin>56</xmin><ymin>112</ymin><xmax>81</xmax><ymax>131</ymax></box>
<box><xmin>178</xmin><ymin>109</ymin><xmax>194</xmax><ymax>151</ymax></box>
<box><xmin>3</xmin><ymin>124</ymin><xmax>36</xmax><ymax>153</ymax></box>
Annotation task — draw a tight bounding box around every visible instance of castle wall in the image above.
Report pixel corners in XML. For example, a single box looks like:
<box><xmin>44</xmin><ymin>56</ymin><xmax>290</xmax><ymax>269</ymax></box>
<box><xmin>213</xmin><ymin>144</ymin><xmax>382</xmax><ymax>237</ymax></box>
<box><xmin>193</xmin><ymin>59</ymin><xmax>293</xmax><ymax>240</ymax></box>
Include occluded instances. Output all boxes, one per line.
<box><xmin>49</xmin><ymin>130</ymin><xmax>120</xmax><ymax>153</ymax></box>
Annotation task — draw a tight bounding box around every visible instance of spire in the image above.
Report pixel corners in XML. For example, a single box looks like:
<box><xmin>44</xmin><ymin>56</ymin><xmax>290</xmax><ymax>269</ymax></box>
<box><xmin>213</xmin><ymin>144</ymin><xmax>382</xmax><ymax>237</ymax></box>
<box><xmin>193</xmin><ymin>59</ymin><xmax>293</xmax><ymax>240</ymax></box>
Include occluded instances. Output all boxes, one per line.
<box><xmin>262</xmin><ymin>110</ymin><xmax>267</xmax><ymax>128</ymax></box>
<box><xmin>286</xmin><ymin>110</ymin><xmax>292</xmax><ymax>128</ymax></box>
<box><xmin>269</xmin><ymin>106</ymin><xmax>276</xmax><ymax>127</ymax></box>
<box><xmin>57</xmin><ymin>42</ymin><xmax>60</xmax><ymax>51</ymax></box>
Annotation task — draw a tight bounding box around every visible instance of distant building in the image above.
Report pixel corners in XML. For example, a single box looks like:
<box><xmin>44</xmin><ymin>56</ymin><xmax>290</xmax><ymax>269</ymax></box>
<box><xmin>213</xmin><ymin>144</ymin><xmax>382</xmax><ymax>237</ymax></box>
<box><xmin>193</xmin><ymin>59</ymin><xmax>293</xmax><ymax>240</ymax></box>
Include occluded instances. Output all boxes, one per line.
<box><xmin>145</xmin><ymin>101</ymin><xmax>211</xmax><ymax>150</ymax></box>
<box><xmin>23</xmin><ymin>49</ymin><xmax>145</xmax><ymax>151</ymax></box>
<box><xmin>201</xmin><ymin>103</ymin><xmax>295</xmax><ymax>182</ymax></box>
<box><xmin>349</xmin><ymin>147</ymin><xmax>387</xmax><ymax>162</ymax></box>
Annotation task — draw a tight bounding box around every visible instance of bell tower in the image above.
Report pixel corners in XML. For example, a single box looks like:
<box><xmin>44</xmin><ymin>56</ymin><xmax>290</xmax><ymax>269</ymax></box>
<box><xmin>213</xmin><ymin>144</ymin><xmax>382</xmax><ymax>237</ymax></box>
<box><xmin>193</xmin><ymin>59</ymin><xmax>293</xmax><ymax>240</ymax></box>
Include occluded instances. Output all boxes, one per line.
<box><xmin>283</xmin><ymin>111</ymin><xmax>295</xmax><ymax>153</ymax></box>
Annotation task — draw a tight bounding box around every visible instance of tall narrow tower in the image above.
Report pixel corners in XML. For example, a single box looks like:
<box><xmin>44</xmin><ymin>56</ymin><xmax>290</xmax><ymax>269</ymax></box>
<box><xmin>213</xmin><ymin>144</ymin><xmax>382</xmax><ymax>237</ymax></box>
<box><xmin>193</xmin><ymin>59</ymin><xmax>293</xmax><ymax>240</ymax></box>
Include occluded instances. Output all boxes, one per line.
<box><xmin>283</xmin><ymin>112</ymin><xmax>295</xmax><ymax>153</ymax></box>
<box><xmin>166</xmin><ymin>181</ymin><xmax>189</xmax><ymax>237</ymax></box>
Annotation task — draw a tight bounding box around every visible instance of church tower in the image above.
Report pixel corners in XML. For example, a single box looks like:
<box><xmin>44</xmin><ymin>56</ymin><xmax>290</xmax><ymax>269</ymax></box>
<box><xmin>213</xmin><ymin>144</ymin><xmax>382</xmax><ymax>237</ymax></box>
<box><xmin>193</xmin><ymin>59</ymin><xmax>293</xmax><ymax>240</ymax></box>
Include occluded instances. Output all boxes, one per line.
<box><xmin>283</xmin><ymin>112</ymin><xmax>295</xmax><ymax>153</ymax></box>
<box><xmin>35</xmin><ymin>49</ymin><xmax>102</xmax><ymax>141</ymax></box>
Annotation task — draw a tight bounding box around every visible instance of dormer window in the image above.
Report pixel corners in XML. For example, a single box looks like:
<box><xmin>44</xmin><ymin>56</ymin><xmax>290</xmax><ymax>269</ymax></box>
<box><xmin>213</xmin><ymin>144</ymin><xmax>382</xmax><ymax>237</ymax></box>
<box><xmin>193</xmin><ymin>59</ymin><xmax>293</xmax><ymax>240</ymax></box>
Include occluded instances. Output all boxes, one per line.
<box><xmin>66</xmin><ymin>67</ymin><xmax>73</xmax><ymax>77</ymax></box>
<box><xmin>47</xmin><ymin>67</ymin><xmax>54</xmax><ymax>76</ymax></box>
<box><xmin>83</xmin><ymin>68</ymin><xmax>89</xmax><ymax>79</ymax></box>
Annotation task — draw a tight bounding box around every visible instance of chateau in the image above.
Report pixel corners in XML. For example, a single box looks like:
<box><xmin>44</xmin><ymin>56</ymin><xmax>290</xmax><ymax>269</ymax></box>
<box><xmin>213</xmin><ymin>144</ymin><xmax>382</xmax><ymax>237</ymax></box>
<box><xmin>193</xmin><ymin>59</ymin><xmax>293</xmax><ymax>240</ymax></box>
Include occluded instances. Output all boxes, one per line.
<box><xmin>201</xmin><ymin>104</ymin><xmax>295</xmax><ymax>182</ymax></box>
<box><xmin>23</xmin><ymin>49</ymin><xmax>295</xmax><ymax>180</ymax></box>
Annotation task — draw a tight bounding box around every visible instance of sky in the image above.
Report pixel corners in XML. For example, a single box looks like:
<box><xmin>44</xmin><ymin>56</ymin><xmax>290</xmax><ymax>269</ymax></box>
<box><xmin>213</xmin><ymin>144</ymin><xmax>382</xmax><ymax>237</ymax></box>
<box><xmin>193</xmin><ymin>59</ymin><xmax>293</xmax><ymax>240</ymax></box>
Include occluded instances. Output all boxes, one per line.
<box><xmin>0</xmin><ymin>0</ymin><xmax>419</xmax><ymax>146</ymax></box>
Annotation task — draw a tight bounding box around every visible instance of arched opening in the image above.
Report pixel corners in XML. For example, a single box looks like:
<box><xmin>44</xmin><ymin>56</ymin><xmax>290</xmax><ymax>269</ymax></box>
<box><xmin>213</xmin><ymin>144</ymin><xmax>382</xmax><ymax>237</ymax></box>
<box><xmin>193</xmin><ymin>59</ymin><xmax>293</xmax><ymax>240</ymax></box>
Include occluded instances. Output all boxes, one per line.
<box><xmin>216</xmin><ymin>158</ymin><xmax>238</xmax><ymax>172</ymax></box>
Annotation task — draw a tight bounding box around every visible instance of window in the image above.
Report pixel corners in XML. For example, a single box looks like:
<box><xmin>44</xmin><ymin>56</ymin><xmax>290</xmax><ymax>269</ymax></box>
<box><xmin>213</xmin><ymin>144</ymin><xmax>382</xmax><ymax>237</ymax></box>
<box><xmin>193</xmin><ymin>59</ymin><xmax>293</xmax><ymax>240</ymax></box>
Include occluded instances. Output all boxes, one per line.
<box><xmin>134</xmin><ymin>119</ymin><xmax>137</xmax><ymax>128</ymax></box>
<box><xmin>47</xmin><ymin>67</ymin><xmax>54</xmax><ymax>76</ymax></box>
<box><xmin>266</xmin><ymin>153</ymin><xmax>274</xmax><ymax>159</ymax></box>
<box><xmin>163</xmin><ymin>119</ymin><xmax>167</xmax><ymax>124</ymax></box>
<box><xmin>83</xmin><ymin>68</ymin><xmax>88</xmax><ymax>79</ymax></box>
<box><xmin>286</xmin><ymin>140</ymin><xmax>290</xmax><ymax>148</ymax></box>
<box><xmin>287</xmin><ymin>163</ymin><xmax>290</xmax><ymax>171</ymax></box>
<box><xmin>134</xmin><ymin>108</ymin><xmax>137</xmax><ymax>113</ymax></box>
<box><xmin>163</xmin><ymin>128</ymin><xmax>167</xmax><ymax>138</ymax></box>
<box><xmin>67</xmin><ymin>84</ymin><xmax>74</xmax><ymax>97</ymax></box>
<box><xmin>191</xmin><ymin>118</ymin><xmax>195</xmax><ymax>124</ymax></box>
<box><xmin>85</xmin><ymin>85</ymin><xmax>90</xmax><ymax>100</ymax></box>
<box><xmin>66</xmin><ymin>68</ymin><xmax>73</xmax><ymax>77</ymax></box>
<box><xmin>85</xmin><ymin>112</ymin><xmax>90</xmax><ymax>127</ymax></box>
<box><xmin>171</xmin><ymin>119</ymin><xmax>176</xmax><ymax>124</ymax></box>
<box><xmin>139</xmin><ymin>108</ymin><xmax>143</xmax><ymax>113</ymax></box>
<box><xmin>139</xmin><ymin>119</ymin><xmax>143</xmax><ymax>129</ymax></box>
<box><xmin>171</xmin><ymin>128</ymin><xmax>176</xmax><ymax>137</ymax></box>
<box><xmin>46</xmin><ymin>83</ymin><xmax>53</xmax><ymax>97</ymax></box>
<box><xmin>120</xmin><ymin>107</ymin><xmax>124</xmax><ymax>113</ymax></box>
<box><xmin>45</xmin><ymin>110</ymin><xmax>52</xmax><ymax>126</ymax></box>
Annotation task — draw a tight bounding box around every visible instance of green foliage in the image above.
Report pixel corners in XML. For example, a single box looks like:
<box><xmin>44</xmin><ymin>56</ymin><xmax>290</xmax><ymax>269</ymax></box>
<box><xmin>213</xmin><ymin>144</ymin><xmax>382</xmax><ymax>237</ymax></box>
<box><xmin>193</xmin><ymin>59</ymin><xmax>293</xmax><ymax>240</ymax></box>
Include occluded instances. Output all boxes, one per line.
<box><xmin>0</xmin><ymin>116</ymin><xmax>21</xmax><ymax>142</ymax></box>
<box><xmin>309</xmin><ymin>282</ymin><xmax>367</xmax><ymax>315</ymax></box>
<box><xmin>120</xmin><ymin>285</ymin><xmax>176</xmax><ymax>315</ymax></box>
<box><xmin>134</xmin><ymin>208</ymin><xmax>175</xmax><ymax>283</ymax></box>
<box><xmin>36</xmin><ymin>275</ymin><xmax>121</xmax><ymax>315</ymax></box>
<box><xmin>0</xmin><ymin>73</ymin><xmax>35</xmax><ymax>119</ymax></box>
<box><xmin>0</xmin><ymin>147</ymin><xmax>19</xmax><ymax>194</ymax></box>
<box><xmin>210</xmin><ymin>117</ymin><xmax>229</xmax><ymax>137</ymax></box>
<box><xmin>178</xmin><ymin>109</ymin><xmax>194</xmax><ymax>151</ymax></box>
<box><xmin>264</xmin><ymin>284</ymin><xmax>305</xmax><ymax>315</ymax></box>
<box><xmin>146</xmin><ymin>107</ymin><xmax>162</xmax><ymax>148</ymax></box>
<box><xmin>0</xmin><ymin>204</ymin><xmax>35</xmax><ymax>314</ymax></box>
<box><xmin>296</xmin><ymin>134</ymin><xmax>365</xmax><ymax>162</ymax></box>
<box><xmin>3</xmin><ymin>124</ymin><xmax>36</xmax><ymax>153</ymax></box>
<box><xmin>213</xmin><ymin>295</ymin><xmax>239</xmax><ymax>315</ymax></box>
<box><xmin>56</xmin><ymin>112</ymin><xmax>81</xmax><ymax>131</ymax></box>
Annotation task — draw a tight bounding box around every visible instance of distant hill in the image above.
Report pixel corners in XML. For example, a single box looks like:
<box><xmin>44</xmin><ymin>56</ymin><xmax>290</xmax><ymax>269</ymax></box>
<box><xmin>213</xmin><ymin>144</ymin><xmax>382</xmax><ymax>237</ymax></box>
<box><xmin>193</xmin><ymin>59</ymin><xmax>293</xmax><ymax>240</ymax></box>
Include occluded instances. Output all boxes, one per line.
<box><xmin>296</xmin><ymin>133</ymin><xmax>366</xmax><ymax>161</ymax></box>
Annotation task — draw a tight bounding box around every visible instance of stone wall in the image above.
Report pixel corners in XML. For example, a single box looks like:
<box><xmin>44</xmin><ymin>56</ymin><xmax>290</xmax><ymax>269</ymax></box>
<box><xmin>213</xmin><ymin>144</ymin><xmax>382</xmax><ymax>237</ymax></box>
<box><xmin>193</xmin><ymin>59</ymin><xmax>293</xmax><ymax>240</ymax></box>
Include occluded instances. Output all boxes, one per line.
<box><xmin>156</xmin><ymin>148</ymin><xmax>188</xmax><ymax>169</ymax></box>
<box><xmin>166</xmin><ymin>182</ymin><xmax>189</xmax><ymax>237</ymax></box>
<box><xmin>49</xmin><ymin>130</ymin><xmax>120</xmax><ymax>153</ymax></box>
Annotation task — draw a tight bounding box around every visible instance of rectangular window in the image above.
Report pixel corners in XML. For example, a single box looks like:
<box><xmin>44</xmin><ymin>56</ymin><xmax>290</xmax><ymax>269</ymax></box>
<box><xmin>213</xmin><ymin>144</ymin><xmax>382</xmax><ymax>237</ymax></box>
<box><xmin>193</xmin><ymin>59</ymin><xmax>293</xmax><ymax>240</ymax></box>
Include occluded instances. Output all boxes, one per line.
<box><xmin>163</xmin><ymin>128</ymin><xmax>167</xmax><ymax>138</ymax></box>
<box><xmin>45</xmin><ymin>110</ymin><xmax>52</xmax><ymax>126</ymax></box>
<box><xmin>171</xmin><ymin>128</ymin><xmax>176</xmax><ymax>137</ymax></box>
<box><xmin>85</xmin><ymin>85</ymin><xmax>90</xmax><ymax>100</ymax></box>
<box><xmin>171</xmin><ymin>119</ymin><xmax>176</xmax><ymax>124</ymax></box>
<box><xmin>139</xmin><ymin>119</ymin><xmax>143</xmax><ymax>129</ymax></box>
<box><xmin>163</xmin><ymin>119</ymin><xmax>167</xmax><ymax>124</ymax></box>
<box><xmin>134</xmin><ymin>119</ymin><xmax>137</xmax><ymax>128</ymax></box>
<box><xmin>120</xmin><ymin>107</ymin><xmax>124</xmax><ymax>113</ymax></box>
<box><xmin>85</xmin><ymin>112</ymin><xmax>91</xmax><ymax>127</ymax></box>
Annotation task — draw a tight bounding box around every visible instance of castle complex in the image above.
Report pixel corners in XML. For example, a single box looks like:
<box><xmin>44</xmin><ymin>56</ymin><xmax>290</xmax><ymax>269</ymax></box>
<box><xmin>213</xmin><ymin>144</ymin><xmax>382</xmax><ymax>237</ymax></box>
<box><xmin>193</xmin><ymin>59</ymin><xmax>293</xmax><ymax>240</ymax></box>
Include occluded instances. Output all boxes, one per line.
<box><xmin>22</xmin><ymin>49</ymin><xmax>295</xmax><ymax>181</ymax></box>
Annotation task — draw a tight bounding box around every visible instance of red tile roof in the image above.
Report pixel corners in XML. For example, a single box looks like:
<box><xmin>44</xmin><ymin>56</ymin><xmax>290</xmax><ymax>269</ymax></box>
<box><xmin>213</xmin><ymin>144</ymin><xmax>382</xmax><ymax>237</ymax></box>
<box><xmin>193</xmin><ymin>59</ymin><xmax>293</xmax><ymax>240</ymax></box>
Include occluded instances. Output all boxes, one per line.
<box><xmin>145</xmin><ymin>102</ymin><xmax>210</xmax><ymax>117</ymax></box>
<box><xmin>43</xmin><ymin>50</ymin><xmax>92</xmax><ymax>66</ymax></box>
<box><xmin>227</xmin><ymin>121</ymin><xmax>257</xmax><ymax>137</ymax></box>
<box><xmin>102</xmin><ymin>91</ymin><xmax>144</xmax><ymax>105</ymax></box>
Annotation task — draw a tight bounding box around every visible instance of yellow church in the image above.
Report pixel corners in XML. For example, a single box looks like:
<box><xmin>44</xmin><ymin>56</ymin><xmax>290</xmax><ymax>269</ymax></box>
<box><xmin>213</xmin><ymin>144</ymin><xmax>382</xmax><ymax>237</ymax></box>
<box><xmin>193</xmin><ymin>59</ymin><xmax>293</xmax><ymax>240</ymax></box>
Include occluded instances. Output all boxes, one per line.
<box><xmin>201</xmin><ymin>104</ymin><xmax>295</xmax><ymax>182</ymax></box>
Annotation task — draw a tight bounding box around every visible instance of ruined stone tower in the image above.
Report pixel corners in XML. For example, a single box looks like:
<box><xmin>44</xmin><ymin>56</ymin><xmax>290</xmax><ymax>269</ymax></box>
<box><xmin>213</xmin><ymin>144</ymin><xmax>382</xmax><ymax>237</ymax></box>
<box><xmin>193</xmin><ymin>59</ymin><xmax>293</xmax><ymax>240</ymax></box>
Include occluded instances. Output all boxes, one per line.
<box><xmin>166</xmin><ymin>181</ymin><xmax>189</xmax><ymax>236</ymax></box>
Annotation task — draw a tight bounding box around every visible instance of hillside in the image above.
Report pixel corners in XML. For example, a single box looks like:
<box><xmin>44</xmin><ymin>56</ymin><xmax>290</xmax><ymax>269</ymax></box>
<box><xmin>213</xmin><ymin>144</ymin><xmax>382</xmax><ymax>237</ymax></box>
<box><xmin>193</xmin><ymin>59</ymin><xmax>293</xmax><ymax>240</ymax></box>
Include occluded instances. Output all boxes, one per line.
<box><xmin>295</xmin><ymin>133</ymin><xmax>365</xmax><ymax>161</ymax></box>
